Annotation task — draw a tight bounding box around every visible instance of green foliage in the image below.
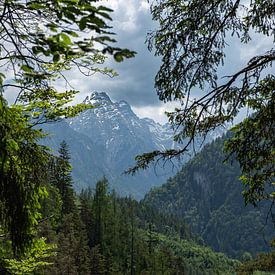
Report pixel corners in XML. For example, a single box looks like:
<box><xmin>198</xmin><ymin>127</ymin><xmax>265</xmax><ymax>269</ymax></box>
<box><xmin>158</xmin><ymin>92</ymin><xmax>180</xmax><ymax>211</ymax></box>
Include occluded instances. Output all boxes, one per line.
<box><xmin>150</xmin><ymin>232</ymin><xmax>239</xmax><ymax>275</ymax></box>
<box><xmin>39</xmin><ymin>181</ymin><xmax>63</xmax><ymax>231</ymax></box>
<box><xmin>0</xmin><ymin>0</ymin><xmax>135</xmax><ymax>104</ymax></box>
<box><xmin>224</xmin><ymin>77</ymin><xmax>275</xmax><ymax>205</ymax></box>
<box><xmin>47</xmin><ymin>213</ymin><xmax>90</xmax><ymax>275</ymax></box>
<box><xmin>0</xmin><ymin>0</ymin><xmax>135</xmax><ymax>87</ymax></box>
<box><xmin>90</xmin><ymin>245</ymin><xmax>106</xmax><ymax>275</ymax></box>
<box><xmin>2</xmin><ymin>238</ymin><xmax>55</xmax><ymax>275</ymax></box>
<box><xmin>77</xmin><ymin>180</ymin><xmax>238</xmax><ymax>274</ymax></box>
<box><xmin>0</xmin><ymin>0</ymin><xmax>134</xmax><ymax>259</ymax></box>
<box><xmin>39</xmin><ymin>148</ymin><xmax>90</xmax><ymax>274</ymax></box>
<box><xmin>52</xmin><ymin>141</ymin><xmax>76</xmax><ymax>216</ymax></box>
<box><xmin>39</xmin><ymin>175</ymin><xmax>238</xmax><ymax>274</ymax></box>
<box><xmin>92</xmin><ymin>177</ymin><xmax>109</xmax><ymax>250</ymax></box>
<box><xmin>237</xmin><ymin>251</ymin><xmax>275</xmax><ymax>275</ymax></box>
<box><xmin>0</xmin><ymin>97</ymin><xmax>50</xmax><ymax>255</ymax></box>
<box><xmin>132</xmin><ymin>0</ymin><xmax>275</xmax><ymax>207</ymax></box>
<box><xmin>0</xmin><ymin>0</ymin><xmax>135</xmax><ymax>270</ymax></box>
<box><xmin>19</xmin><ymin>87</ymin><xmax>94</xmax><ymax>124</ymax></box>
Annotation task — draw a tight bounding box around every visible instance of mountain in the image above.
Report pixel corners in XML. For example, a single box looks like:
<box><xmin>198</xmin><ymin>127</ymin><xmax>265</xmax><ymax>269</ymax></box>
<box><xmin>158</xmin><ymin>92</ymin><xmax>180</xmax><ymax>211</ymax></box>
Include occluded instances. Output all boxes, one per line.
<box><xmin>41</xmin><ymin>92</ymin><xmax>177</xmax><ymax>198</ymax></box>
<box><xmin>143</xmin><ymin>134</ymin><xmax>274</xmax><ymax>258</ymax></box>
<box><xmin>68</xmin><ymin>92</ymin><xmax>175</xmax><ymax>171</ymax></box>
<box><xmin>42</xmin><ymin>92</ymin><xmax>224</xmax><ymax>198</ymax></box>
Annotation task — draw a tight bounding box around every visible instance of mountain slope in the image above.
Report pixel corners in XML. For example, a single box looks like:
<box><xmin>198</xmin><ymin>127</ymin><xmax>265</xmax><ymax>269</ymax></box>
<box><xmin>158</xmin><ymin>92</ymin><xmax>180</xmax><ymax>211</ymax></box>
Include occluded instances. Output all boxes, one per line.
<box><xmin>68</xmin><ymin>92</ymin><xmax>167</xmax><ymax>171</ymax></box>
<box><xmin>41</xmin><ymin>121</ymin><xmax>107</xmax><ymax>191</ymax></box>
<box><xmin>67</xmin><ymin>92</ymin><xmax>179</xmax><ymax>197</ymax></box>
<box><xmin>41</xmin><ymin>92</ymin><xmax>224</xmax><ymax>198</ymax></box>
<box><xmin>143</xmin><ymin>135</ymin><xmax>274</xmax><ymax>258</ymax></box>
<box><xmin>41</xmin><ymin>92</ymin><xmax>179</xmax><ymax>198</ymax></box>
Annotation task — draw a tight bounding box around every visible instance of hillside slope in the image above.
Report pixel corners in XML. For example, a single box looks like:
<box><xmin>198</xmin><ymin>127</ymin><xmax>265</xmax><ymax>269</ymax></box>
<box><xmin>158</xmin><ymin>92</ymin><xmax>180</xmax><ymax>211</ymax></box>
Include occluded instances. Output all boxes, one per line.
<box><xmin>143</xmin><ymin>135</ymin><xmax>274</xmax><ymax>258</ymax></box>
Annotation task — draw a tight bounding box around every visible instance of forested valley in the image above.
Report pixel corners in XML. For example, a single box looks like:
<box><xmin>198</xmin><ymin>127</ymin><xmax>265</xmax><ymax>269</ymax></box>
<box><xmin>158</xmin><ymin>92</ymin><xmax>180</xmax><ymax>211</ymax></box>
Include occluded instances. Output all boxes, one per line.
<box><xmin>144</xmin><ymin>134</ymin><xmax>274</xmax><ymax>259</ymax></box>
<box><xmin>1</xmin><ymin>141</ymin><xmax>238</xmax><ymax>274</ymax></box>
<box><xmin>1</xmin><ymin>140</ymin><xmax>273</xmax><ymax>274</ymax></box>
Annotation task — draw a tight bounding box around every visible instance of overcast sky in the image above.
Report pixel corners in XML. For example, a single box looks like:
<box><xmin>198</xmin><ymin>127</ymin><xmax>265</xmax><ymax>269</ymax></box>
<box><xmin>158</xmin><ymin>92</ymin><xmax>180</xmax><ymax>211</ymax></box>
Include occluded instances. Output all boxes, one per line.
<box><xmin>64</xmin><ymin>0</ymin><xmax>273</xmax><ymax>124</ymax></box>
<box><xmin>70</xmin><ymin>0</ymin><xmax>168</xmax><ymax>122</ymax></box>
<box><xmin>2</xmin><ymin>1</ymin><xmax>273</xmax><ymax>124</ymax></box>
<box><xmin>48</xmin><ymin>1</ymin><xmax>275</xmax><ymax>124</ymax></box>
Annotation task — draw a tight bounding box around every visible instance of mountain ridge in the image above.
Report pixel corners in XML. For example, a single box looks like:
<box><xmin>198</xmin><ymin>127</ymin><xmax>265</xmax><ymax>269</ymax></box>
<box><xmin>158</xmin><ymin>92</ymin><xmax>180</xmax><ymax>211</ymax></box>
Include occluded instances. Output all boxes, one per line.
<box><xmin>42</xmin><ymin>92</ymin><xmax>224</xmax><ymax>198</ymax></box>
<box><xmin>143</xmin><ymin>134</ymin><xmax>274</xmax><ymax>258</ymax></box>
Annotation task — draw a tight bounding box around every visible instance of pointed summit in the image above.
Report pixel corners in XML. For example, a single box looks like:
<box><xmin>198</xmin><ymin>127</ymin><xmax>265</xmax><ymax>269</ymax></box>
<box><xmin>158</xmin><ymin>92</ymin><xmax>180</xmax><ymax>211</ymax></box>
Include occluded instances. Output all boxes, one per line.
<box><xmin>90</xmin><ymin>91</ymin><xmax>112</xmax><ymax>105</ymax></box>
<box><xmin>83</xmin><ymin>91</ymin><xmax>112</xmax><ymax>105</ymax></box>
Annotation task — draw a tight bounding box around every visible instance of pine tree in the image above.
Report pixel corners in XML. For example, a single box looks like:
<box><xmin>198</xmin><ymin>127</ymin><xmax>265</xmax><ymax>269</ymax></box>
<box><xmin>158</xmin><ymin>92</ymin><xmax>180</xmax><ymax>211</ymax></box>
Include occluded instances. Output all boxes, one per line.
<box><xmin>90</xmin><ymin>246</ymin><xmax>106</xmax><ymax>275</ymax></box>
<box><xmin>130</xmin><ymin>200</ymin><xmax>135</xmax><ymax>275</ymax></box>
<box><xmin>48</xmin><ymin>214</ymin><xmax>79</xmax><ymax>275</ymax></box>
<box><xmin>93</xmin><ymin>177</ymin><xmax>109</xmax><ymax>251</ymax></box>
<box><xmin>53</xmin><ymin>141</ymin><xmax>76</xmax><ymax>216</ymax></box>
<box><xmin>79</xmin><ymin>188</ymin><xmax>94</xmax><ymax>248</ymax></box>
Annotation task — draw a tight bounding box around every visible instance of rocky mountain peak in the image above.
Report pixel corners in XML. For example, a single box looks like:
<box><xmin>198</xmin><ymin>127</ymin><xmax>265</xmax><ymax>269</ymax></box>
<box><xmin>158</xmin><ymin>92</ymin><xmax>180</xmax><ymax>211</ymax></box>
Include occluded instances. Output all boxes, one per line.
<box><xmin>56</xmin><ymin>92</ymin><xmax>227</xmax><ymax>198</ymax></box>
<box><xmin>83</xmin><ymin>91</ymin><xmax>112</xmax><ymax>105</ymax></box>
<box><xmin>118</xmin><ymin>100</ymin><xmax>130</xmax><ymax>107</ymax></box>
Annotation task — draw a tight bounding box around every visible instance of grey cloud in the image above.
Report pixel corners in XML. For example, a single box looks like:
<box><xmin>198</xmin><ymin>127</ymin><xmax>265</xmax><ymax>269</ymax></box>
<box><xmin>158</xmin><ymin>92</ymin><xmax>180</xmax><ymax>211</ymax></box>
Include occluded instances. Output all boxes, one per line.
<box><xmin>68</xmin><ymin>1</ymin><xmax>273</xmax><ymax>114</ymax></box>
<box><xmin>83</xmin><ymin>1</ymin><xmax>161</xmax><ymax>107</ymax></box>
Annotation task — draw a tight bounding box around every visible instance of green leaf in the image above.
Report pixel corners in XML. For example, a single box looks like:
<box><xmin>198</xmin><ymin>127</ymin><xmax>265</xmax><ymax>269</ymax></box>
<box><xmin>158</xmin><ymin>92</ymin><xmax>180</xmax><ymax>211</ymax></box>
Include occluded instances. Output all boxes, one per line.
<box><xmin>97</xmin><ymin>5</ymin><xmax>113</xmax><ymax>13</ymax></box>
<box><xmin>64</xmin><ymin>11</ymin><xmax>76</xmax><ymax>22</ymax></box>
<box><xmin>7</xmin><ymin>139</ymin><xmax>19</xmax><ymax>151</ymax></box>
<box><xmin>114</xmin><ymin>53</ymin><xmax>124</xmax><ymax>62</ymax></box>
<box><xmin>27</xmin><ymin>2</ymin><xmax>44</xmax><ymax>9</ymax></box>
<box><xmin>63</xmin><ymin>30</ymin><xmax>79</xmax><ymax>38</ymax></box>
<box><xmin>60</xmin><ymin>33</ymin><xmax>72</xmax><ymax>45</ymax></box>
<box><xmin>79</xmin><ymin>17</ymin><xmax>87</xmax><ymax>30</ymax></box>
<box><xmin>94</xmin><ymin>36</ymin><xmax>116</xmax><ymax>45</ymax></box>
<box><xmin>21</xmin><ymin>65</ymin><xmax>33</xmax><ymax>73</ymax></box>
<box><xmin>88</xmin><ymin>16</ymin><xmax>105</xmax><ymax>28</ymax></box>
<box><xmin>53</xmin><ymin>53</ymin><xmax>60</xmax><ymax>63</ymax></box>
<box><xmin>32</xmin><ymin>46</ymin><xmax>44</xmax><ymax>55</ymax></box>
<box><xmin>97</xmin><ymin>11</ymin><xmax>112</xmax><ymax>21</ymax></box>
<box><xmin>46</xmin><ymin>23</ymin><xmax>58</xmax><ymax>32</ymax></box>
<box><xmin>0</xmin><ymin>72</ymin><xmax>5</xmax><ymax>85</ymax></box>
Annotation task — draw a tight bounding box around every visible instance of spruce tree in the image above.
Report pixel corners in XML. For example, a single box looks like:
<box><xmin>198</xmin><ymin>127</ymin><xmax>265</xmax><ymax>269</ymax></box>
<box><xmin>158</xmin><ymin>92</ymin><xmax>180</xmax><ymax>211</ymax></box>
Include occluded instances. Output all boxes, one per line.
<box><xmin>93</xmin><ymin>177</ymin><xmax>109</xmax><ymax>251</ymax></box>
<box><xmin>90</xmin><ymin>246</ymin><xmax>106</xmax><ymax>275</ymax></box>
<box><xmin>79</xmin><ymin>188</ymin><xmax>94</xmax><ymax>248</ymax></box>
<box><xmin>53</xmin><ymin>141</ymin><xmax>76</xmax><ymax>216</ymax></box>
<box><xmin>46</xmin><ymin>213</ymin><xmax>90</xmax><ymax>275</ymax></box>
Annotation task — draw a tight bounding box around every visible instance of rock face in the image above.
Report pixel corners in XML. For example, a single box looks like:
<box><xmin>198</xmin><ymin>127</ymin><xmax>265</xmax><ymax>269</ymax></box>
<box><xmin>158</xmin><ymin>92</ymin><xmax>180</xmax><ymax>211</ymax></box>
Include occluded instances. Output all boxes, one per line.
<box><xmin>42</xmin><ymin>92</ymin><xmax>223</xmax><ymax>199</ymax></box>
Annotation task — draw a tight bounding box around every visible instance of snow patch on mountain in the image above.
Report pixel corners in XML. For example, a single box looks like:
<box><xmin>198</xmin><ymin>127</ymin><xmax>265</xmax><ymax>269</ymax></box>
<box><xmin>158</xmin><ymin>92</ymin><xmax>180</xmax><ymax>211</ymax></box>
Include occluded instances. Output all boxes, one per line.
<box><xmin>46</xmin><ymin>91</ymin><xmax>226</xmax><ymax>199</ymax></box>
